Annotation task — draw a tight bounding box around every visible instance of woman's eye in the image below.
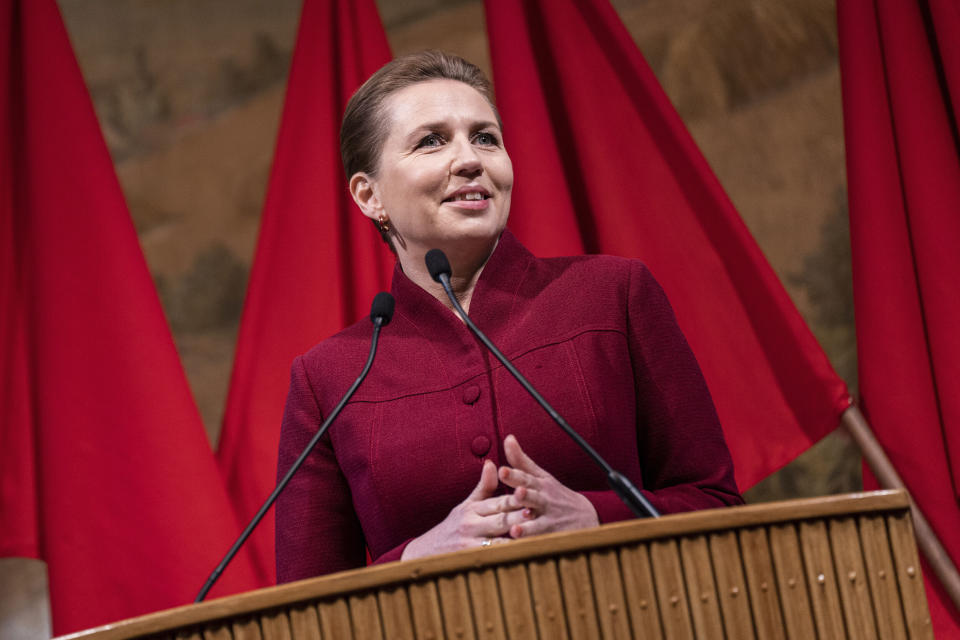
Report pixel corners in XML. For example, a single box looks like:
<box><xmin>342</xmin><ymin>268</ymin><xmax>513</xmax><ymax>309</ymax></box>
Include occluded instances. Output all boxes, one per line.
<box><xmin>474</xmin><ymin>132</ymin><xmax>498</xmax><ymax>146</ymax></box>
<box><xmin>416</xmin><ymin>133</ymin><xmax>444</xmax><ymax>148</ymax></box>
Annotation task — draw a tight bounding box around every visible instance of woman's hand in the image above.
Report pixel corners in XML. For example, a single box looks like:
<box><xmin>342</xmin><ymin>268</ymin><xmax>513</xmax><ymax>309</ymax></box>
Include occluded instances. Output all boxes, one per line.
<box><xmin>401</xmin><ymin>459</ymin><xmax>528</xmax><ymax>560</ymax></box>
<box><xmin>498</xmin><ymin>434</ymin><xmax>599</xmax><ymax>538</ymax></box>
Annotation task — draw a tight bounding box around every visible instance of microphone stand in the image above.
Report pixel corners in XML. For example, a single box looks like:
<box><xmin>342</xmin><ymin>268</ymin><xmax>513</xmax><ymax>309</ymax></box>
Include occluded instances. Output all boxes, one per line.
<box><xmin>195</xmin><ymin>294</ymin><xmax>394</xmax><ymax>602</ymax></box>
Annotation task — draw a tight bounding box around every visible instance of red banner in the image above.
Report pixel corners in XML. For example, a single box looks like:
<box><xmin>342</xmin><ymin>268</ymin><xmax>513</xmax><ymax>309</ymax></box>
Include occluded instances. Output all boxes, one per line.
<box><xmin>839</xmin><ymin>0</ymin><xmax>960</xmax><ymax>632</ymax></box>
<box><xmin>485</xmin><ymin>0</ymin><xmax>851</xmax><ymax>490</ymax></box>
<box><xmin>0</xmin><ymin>0</ymin><xmax>259</xmax><ymax>633</ymax></box>
<box><xmin>216</xmin><ymin>0</ymin><xmax>394</xmax><ymax>583</ymax></box>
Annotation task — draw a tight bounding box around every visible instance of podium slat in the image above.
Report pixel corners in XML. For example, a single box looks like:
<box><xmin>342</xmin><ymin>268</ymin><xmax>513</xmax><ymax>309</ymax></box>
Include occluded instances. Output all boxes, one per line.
<box><xmin>650</xmin><ymin>539</ymin><xmax>695</xmax><ymax>640</ymax></box>
<box><xmin>348</xmin><ymin>594</ymin><xmax>383</xmax><ymax>640</ymax></box>
<box><xmin>495</xmin><ymin>565</ymin><xmax>537</xmax><ymax>639</ymax></box>
<box><xmin>588</xmin><ymin>549</ymin><xmax>631</xmax><ymax>640</ymax></box>
<box><xmin>709</xmin><ymin>530</ymin><xmax>754</xmax><ymax>639</ymax></box>
<box><xmin>230</xmin><ymin>617</ymin><xmax>263</xmax><ymax>640</ymax></box>
<box><xmin>829</xmin><ymin>517</ymin><xmax>878</xmax><ymax>640</ymax></box>
<box><xmin>858</xmin><ymin>515</ymin><xmax>908</xmax><ymax>640</ymax></box>
<box><xmin>738</xmin><ymin>527</ymin><xmax>785</xmax><ymax>640</ymax></box>
<box><xmin>769</xmin><ymin>523</ymin><xmax>816</xmax><ymax>638</ymax></box>
<box><xmin>377</xmin><ymin>587</ymin><xmax>415</xmax><ymax>640</ymax></box>
<box><xmin>287</xmin><ymin>605</ymin><xmax>322</xmax><ymax>640</ymax></box>
<box><xmin>317</xmin><ymin>599</ymin><xmax>352</xmax><ymax>640</ymax></box>
<box><xmin>679</xmin><ymin>535</ymin><xmax>723</xmax><ymax>638</ymax></box>
<box><xmin>202</xmin><ymin>623</ymin><xmax>232</xmax><ymax>640</ymax></box>
<box><xmin>437</xmin><ymin>574</ymin><xmax>476</xmax><ymax>640</ymax></box>
<box><xmin>407</xmin><ymin>582</ymin><xmax>443</xmax><ymax>640</ymax></box>
<box><xmin>528</xmin><ymin>559</ymin><xmax>568</xmax><ymax>639</ymax></box>
<box><xmin>887</xmin><ymin>513</ymin><xmax>934</xmax><ymax>639</ymax></box>
<box><xmin>465</xmin><ymin>569</ymin><xmax>507</xmax><ymax>640</ymax></box>
<box><xmin>800</xmin><ymin>520</ymin><xmax>846</xmax><ymax>638</ymax></box>
<box><xmin>618</xmin><ymin>545</ymin><xmax>663</xmax><ymax>640</ymax></box>
<box><xmin>558</xmin><ymin>555</ymin><xmax>601</xmax><ymax>640</ymax></box>
<box><xmin>258</xmin><ymin>611</ymin><xmax>293</xmax><ymax>640</ymax></box>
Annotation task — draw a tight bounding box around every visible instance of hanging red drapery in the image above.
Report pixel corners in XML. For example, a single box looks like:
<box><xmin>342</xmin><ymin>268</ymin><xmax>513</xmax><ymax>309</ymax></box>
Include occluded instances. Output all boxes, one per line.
<box><xmin>0</xmin><ymin>0</ymin><xmax>259</xmax><ymax>633</ymax></box>
<box><xmin>839</xmin><ymin>0</ymin><xmax>960</xmax><ymax>632</ymax></box>
<box><xmin>216</xmin><ymin>0</ymin><xmax>394</xmax><ymax>583</ymax></box>
<box><xmin>484</xmin><ymin>0</ymin><xmax>851</xmax><ymax>491</ymax></box>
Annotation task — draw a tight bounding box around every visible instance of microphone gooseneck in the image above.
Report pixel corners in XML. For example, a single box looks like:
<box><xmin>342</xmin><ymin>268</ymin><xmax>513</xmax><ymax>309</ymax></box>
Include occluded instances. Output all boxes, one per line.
<box><xmin>195</xmin><ymin>291</ymin><xmax>395</xmax><ymax>602</ymax></box>
<box><xmin>425</xmin><ymin>249</ymin><xmax>659</xmax><ymax>520</ymax></box>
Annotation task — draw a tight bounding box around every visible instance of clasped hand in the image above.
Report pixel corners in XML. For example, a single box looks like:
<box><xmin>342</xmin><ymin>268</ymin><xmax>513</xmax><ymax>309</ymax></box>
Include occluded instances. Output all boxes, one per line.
<box><xmin>401</xmin><ymin>434</ymin><xmax>599</xmax><ymax>561</ymax></box>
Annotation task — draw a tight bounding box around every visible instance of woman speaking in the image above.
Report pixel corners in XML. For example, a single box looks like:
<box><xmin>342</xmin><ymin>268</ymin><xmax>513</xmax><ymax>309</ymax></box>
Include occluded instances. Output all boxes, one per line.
<box><xmin>275</xmin><ymin>51</ymin><xmax>741</xmax><ymax>583</ymax></box>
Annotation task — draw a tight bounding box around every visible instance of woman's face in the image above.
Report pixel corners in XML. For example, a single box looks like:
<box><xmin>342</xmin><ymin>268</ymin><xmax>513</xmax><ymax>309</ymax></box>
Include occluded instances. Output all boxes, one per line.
<box><xmin>353</xmin><ymin>79</ymin><xmax>513</xmax><ymax>263</ymax></box>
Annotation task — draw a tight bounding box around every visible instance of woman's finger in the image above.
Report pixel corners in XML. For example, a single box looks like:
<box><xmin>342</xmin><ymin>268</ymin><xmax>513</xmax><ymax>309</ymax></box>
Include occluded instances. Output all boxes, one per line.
<box><xmin>511</xmin><ymin>518</ymin><xmax>546</xmax><ymax>539</ymax></box>
<box><xmin>466</xmin><ymin>459</ymin><xmax>499</xmax><ymax>501</ymax></box>
<box><xmin>503</xmin><ymin>434</ymin><xmax>545</xmax><ymax>476</ymax></box>
<box><xmin>498</xmin><ymin>464</ymin><xmax>539</xmax><ymax>490</ymax></box>
<box><xmin>473</xmin><ymin>492</ymin><xmax>523</xmax><ymax>516</ymax></box>
<box><xmin>512</xmin><ymin>486</ymin><xmax>547</xmax><ymax>511</ymax></box>
<box><xmin>510</xmin><ymin>509</ymin><xmax>564</xmax><ymax>538</ymax></box>
<box><xmin>482</xmin><ymin>507</ymin><xmax>536</xmax><ymax>537</ymax></box>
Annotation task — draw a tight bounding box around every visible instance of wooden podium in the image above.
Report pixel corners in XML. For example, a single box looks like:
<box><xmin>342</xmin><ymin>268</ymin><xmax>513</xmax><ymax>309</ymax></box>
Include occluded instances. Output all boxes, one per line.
<box><xmin>64</xmin><ymin>490</ymin><xmax>932</xmax><ymax>639</ymax></box>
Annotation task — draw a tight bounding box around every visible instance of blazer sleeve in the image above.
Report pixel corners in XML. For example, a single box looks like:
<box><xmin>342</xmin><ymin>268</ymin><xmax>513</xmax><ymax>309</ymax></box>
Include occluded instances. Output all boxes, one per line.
<box><xmin>583</xmin><ymin>261</ymin><xmax>742</xmax><ymax>523</ymax></box>
<box><xmin>275</xmin><ymin>355</ymin><xmax>367</xmax><ymax>582</ymax></box>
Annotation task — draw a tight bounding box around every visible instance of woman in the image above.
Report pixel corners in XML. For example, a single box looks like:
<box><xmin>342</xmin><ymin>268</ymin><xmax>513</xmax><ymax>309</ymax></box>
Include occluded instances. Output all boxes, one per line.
<box><xmin>276</xmin><ymin>51</ymin><xmax>741</xmax><ymax>583</ymax></box>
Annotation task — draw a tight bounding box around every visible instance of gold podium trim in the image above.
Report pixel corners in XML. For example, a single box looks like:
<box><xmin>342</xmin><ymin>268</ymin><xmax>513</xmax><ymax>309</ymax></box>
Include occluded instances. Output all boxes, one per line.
<box><xmin>63</xmin><ymin>489</ymin><xmax>932</xmax><ymax>639</ymax></box>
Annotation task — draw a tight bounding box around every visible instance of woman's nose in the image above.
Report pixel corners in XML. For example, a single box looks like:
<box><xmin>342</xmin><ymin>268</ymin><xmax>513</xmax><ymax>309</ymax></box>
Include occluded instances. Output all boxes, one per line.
<box><xmin>450</xmin><ymin>138</ymin><xmax>482</xmax><ymax>176</ymax></box>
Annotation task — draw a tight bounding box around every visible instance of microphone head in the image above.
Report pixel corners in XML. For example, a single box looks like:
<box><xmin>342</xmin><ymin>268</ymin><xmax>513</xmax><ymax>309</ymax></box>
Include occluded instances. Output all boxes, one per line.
<box><xmin>370</xmin><ymin>292</ymin><xmax>395</xmax><ymax>326</ymax></box>
<box><xmin>425</xmin><ymin>249</ymin><xmax>452</xmax><ymax>283</ymax></box>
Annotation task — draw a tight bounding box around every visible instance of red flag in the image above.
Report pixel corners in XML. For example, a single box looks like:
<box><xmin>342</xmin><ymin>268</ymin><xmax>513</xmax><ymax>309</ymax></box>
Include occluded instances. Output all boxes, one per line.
<box><xmin>0</xmin><ymin>1</ymin><xmax>36</xmax><ymax>564</ymax></box>
<box><xmin>839</xmin><ymin>0</ymin><xmax>960</xmax><ymax>632</ymax></box>
<box><xmin>216</xmin><ymin>0</ymin><xmax>393</xmax><ymax>583</ymax></box>
<box><xmin>0</xmin><ymin>0</ymin><xmax>259</xmax><ymax>633</ymax></box>
<box><xmin>484</xmin><ymin>0</ymin><xmax>851</xmax><ymax>490</ymax></box>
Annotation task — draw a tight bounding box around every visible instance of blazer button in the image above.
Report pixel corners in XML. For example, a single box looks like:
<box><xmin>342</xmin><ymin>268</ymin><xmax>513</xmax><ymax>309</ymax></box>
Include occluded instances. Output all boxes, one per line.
<box><xmin>471</xmin><ymin>435</ymin><xmax>491</xmax><ymax>457</ymax></box>
<box><xmin>462</xmin><ymin>385</ymin><xmax>481</xmax><ymax>404</ymax></box>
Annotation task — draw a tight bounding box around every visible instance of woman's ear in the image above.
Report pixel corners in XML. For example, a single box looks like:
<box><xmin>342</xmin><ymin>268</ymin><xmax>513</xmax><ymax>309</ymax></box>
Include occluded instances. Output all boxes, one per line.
<box><xmin>349</xmin><ymin>173</ymin><xmax>381</xmax><ymax>220</ymax></box>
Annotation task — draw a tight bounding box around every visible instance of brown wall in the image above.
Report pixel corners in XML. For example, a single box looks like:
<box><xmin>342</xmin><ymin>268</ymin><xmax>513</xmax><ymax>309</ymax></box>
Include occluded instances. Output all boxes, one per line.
<box><xmin>1</xmin><ymin>1</ymin><xmax>859</xmax><ymax>637</ymax></box>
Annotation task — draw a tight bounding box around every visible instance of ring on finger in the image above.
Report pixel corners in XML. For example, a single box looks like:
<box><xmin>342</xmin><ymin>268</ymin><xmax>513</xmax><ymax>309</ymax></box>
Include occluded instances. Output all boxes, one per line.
<box><xmin>481</xmin><ymin>538</ymin><xmax>492</xmax><ymax>548</ymax></box>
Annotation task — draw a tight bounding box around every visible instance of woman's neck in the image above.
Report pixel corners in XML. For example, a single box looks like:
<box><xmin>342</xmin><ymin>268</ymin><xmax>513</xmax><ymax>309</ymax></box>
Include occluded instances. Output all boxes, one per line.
<box><xmin>397</xmin><ymin>237</ymin><xmax>500</xmax><ymax>316</ymax></box>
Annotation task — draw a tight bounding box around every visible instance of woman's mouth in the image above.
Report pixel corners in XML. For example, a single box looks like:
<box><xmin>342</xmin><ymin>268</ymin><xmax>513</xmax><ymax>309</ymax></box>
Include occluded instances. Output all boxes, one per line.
<box><xmin>443</xmin><ymin>184</ymin><xmax>492</xmax><ymax>203</ymax></box>
<box><xmin>442</xmin><ymin>188</ymin><xmax>492</xmax><ymax>210</ymax></box>
<box><xmin>447</xmin><ymin>192</ymin><xmax>488</xmax><ymax>202</ymax></box>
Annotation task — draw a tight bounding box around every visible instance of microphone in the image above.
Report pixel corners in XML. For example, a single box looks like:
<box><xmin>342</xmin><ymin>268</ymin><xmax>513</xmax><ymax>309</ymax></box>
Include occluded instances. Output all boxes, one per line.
<box><xmin>370</xmin><ymin>291</ymin><xmax>395</xmax><ymax>325</ymax></box>
<box><xmin>195</xmin><ymin>292</ymin><xmax>395</xmax><ymax>602</ymax></box>
<box><xmin>424</xmin><ymin>249</ymin><xmax>659</xmax><ymax>519</ymax></box>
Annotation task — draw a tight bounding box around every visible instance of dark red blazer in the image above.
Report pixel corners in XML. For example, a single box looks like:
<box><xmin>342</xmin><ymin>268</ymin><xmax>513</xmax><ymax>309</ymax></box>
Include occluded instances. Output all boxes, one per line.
<box><xmin>276</xmin><ymin>231</ymin><xmax>741</xmax><ymax>583</ymax></box>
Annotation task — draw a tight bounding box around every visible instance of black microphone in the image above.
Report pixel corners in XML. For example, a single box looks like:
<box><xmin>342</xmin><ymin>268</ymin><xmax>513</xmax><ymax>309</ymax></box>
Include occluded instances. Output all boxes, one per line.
<box><xmin>424</xmin><ymin>249</ymin><xmax>659</xmax><ymax>519</ymax></box>
<box><xmin>370</xmin><ymin>290</ymin><xmax>395</xmax><ymax>324</ymax></box>
<box><xmin>196</xmin><ymin>291</ymin><xmax>395</xmax><ymax>602</ymax></box>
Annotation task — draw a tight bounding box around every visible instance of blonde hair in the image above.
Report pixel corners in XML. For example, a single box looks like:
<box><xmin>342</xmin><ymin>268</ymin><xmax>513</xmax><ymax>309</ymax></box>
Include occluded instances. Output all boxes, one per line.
<box><xmin>340</xmin><ymin>50</ymin><xmax>500</xmax><ymax>179</ymax></box>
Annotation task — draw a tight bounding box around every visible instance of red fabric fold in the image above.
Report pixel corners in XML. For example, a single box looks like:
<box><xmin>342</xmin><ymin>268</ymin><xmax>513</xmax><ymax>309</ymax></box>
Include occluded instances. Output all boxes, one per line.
<box><xmin>216</xmin><ymin>0</ymin><xmax>393</xmax><ymax>583</ymax></box>
<box><xmin>0</xmin><ymin>0</ymin><xmax>259</xmax><ymax>633</ymax></box>
<box><xmin>839</xmin><ymin>0</ymin><xmax>960</xmax><ymax>632</ymax></box>
<box><xmin>484</xmin><ymin>0</ymin><xmax>851</xmax><ymax>490</ymax></box>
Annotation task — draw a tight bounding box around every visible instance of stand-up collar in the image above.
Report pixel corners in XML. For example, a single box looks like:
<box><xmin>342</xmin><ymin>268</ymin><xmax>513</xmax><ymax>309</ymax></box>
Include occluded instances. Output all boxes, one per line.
<box><xmin>389</xmin><ymin>230</ymin><xmax>536</xmax><ymax>342</ymax></box>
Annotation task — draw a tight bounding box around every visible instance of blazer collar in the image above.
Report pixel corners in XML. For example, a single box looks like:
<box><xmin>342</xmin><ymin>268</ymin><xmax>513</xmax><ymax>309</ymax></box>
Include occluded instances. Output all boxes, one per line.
<box><xmin>390</xmin><ymin>229</ymin><xmax>536</xmax><ymax>338</ymax></box>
